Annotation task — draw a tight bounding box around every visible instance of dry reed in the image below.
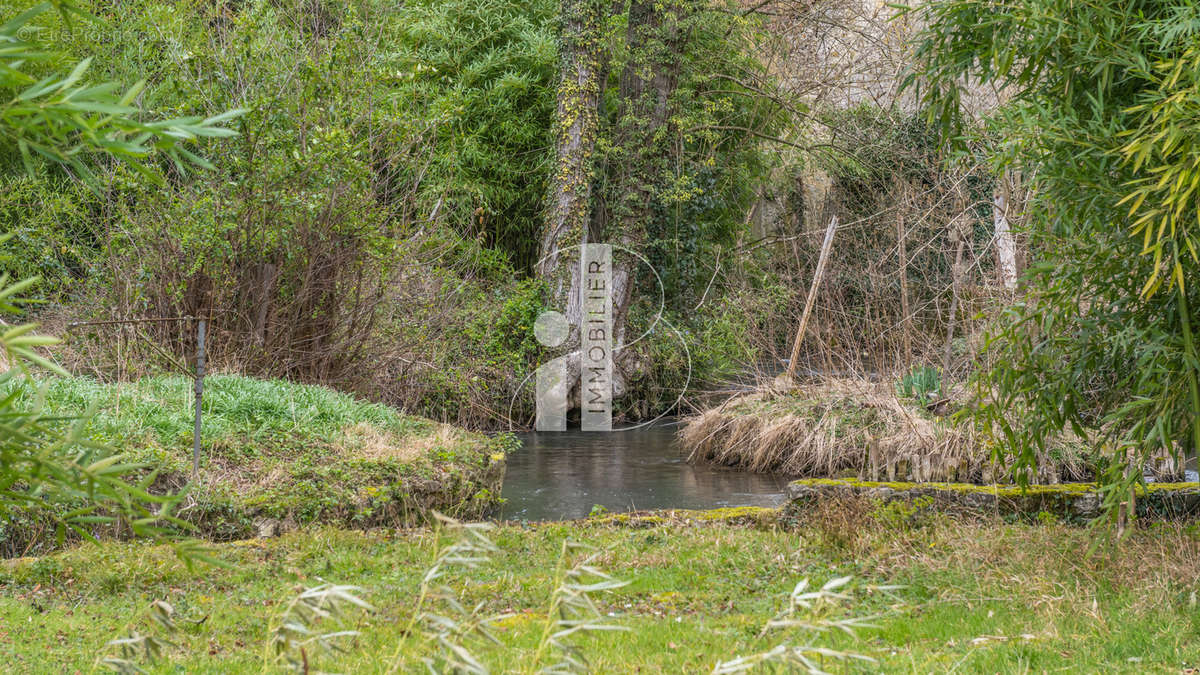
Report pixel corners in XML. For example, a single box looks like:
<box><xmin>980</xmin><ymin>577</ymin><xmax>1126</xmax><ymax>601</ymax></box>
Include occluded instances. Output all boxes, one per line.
<box><xmin>680</xmin><ymin>378</ymin><xmax>1096</xmax><ymax>483</ymax></box>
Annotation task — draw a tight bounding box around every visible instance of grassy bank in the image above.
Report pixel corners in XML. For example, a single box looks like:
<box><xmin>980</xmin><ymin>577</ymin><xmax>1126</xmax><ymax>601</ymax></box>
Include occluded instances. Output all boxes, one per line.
<box><xmin>1</xmin><ymin>507</ymin><xmax>1196</xmax><ymax>672</ymax></box>
<box><xmin>0</xmin><ymin>375</ymin><xmax>510</xmax><ymax>555</ymax></box>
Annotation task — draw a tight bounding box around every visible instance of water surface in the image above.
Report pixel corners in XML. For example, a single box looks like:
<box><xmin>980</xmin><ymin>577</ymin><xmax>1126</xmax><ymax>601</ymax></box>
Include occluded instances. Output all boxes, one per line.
<box><xmin>498</xmin><ymin>423</ymin><xmax>788</xmax><ymax>521</ymax></box>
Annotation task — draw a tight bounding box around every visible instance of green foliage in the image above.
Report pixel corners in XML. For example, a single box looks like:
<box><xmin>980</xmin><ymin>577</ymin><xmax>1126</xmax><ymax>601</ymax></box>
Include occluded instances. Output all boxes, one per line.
<box><xmin>0</xmin><ymin>0</ymin><xmax>238</xmax><ymax>562</ymax></box>
<box><xmin>598</xmin><ymin>1</ymin><xmax>780</xmax><ymax>309</ymax></box>
<box><xmin>821</xmin><ymin>104</ymin><xmax>995</xmax><ymax>255</ymax></box>
<box><xmin>6</xmin><ymin>374</ymin><xmax>438</xmax><ymax>448</ymax></box>
<box><xmin>264</xmin><ymin>583</ymin><xmax>373</xmax><ymax>672</ymax></box>
<box><xmin>0</xmin><ymin>0</ymin><xmax>560</xmax><ymax>401</ymax></box>
<box><xmin>820</xmin><ymin>105</ymin><xmax>942</xmax><ymax>182</ymax></box>
<box><xmin>101</xmin><ymin>599</ymin><xmax>181</xmax><ymax>673</ymax></box>
<box><xmin>389</xmin><ymin>0</ymin><xmax>558</xmax><ymax>270</ymax></box>
<box><xmin>871</xmin><ymin>496</ymin><xmax>939</xmax><ymax>533</ymax></box>
<box><xmin>0</xmin><ymin>0</ymin><xmax>801</xmax><ymax>429</ymax></box>
<box><xmin>0</xmin><ymin>177</ymin><xmax>96</xmax><ymax>300</ymax></box>
<box><xmin>7</xmin><ymin>0</ymin><xmax>422</xmax><ymax>379</ymax></box>
<box><xmin>0</xmin><ymin>0</ymin><xmax>239</xmax><ymax>306</ymax></box>
<box><xmin>0</xmin><ymin>273</ymin><xmax>189</xmax><ymax>556</ymax></box>
<box><xmin>712</xmin><ymin>576</ymin><xmax>879</xmax><ymax>673</ymax></box>
<box><xmin>530</xmin><ymin>540</ymin><xmax>629</xmax><ymax>672</ymax></box>
<box><xmin>388</xmin><ymin>273</ymin><xmax>552</xmax><ymax>424</ymax></box>
<box><xmin>0</xmin><ymin>2</ymin><xmax>241</xmax><ymax>184</ymax></box>
<box><xmin>464</xmin><ymin>278</ymin><xmax>550</xmax><ymax>375</ymax></box>
<box><xmin>5</xmin><ymin>517</ymin><xmax>1200</xmax><ymax>670</ymax></box>
<box><xmin>907</xmin><ymin>0</ymin><xmax>1200</xmax><ymax>484</ymax></box>
<box><xmin>89</xmin><ymin>515</ymin><xmax>633</xmax><ymax>674</ymax></box>
<box><xmin>897</xmin><ymin>366</ymin><xmax>942</xmax><ymax>405</ymax></box>
<box><xmin>628</xmin><ymin>281</ymin><xmax>787</xmax><ymax>419</ymax></box>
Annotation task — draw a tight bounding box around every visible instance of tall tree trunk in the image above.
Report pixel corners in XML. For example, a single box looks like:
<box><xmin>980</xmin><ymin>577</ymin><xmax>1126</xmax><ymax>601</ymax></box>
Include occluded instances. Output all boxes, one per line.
<box><xmin>603</xmin><ymin>0</ymin><xmax>685</xmax><ymax>397</ymax></box>
<box><xmin>538</xmin><ymin>0</ymin><xmax>603</xmax><ymax>413</ymax></box>
<box><xmin>539</xmin><ymin>0</ymin><xmax>604</xmax><ymax>322</ymax></box>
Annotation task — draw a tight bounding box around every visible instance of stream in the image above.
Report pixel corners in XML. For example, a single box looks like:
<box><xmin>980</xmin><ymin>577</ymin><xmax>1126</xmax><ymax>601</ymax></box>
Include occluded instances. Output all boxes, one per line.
<box><xmin>496</xmin><ymin>421</ymin><xmax>1200</xmax><ymax>521</ymax></box>
<box><xmin>497</xmin><ymin>422</ymin><xmax>789</xmax><ymax>521</ymax></box>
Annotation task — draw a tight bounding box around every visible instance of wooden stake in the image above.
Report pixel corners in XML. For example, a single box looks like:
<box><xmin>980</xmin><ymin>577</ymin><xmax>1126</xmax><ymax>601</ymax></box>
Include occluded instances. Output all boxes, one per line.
<box><xmin>897</xmin><ymin>212</ymin><xmax>911</xmax><ymax>361</ymax></box>
<box><xmin>942</xmin><ymin>227</ymin><xmax>967</xmax><ymax>379</ymax></box>
<box><xmin>192</xmin><ymin>319</ymin><xmax>206</xmax><ymax>480</ymax></box>
<box><xmin>785</xmin><ymin>216</ymin><xmax>839</xmax><ymax>381</ymax></box>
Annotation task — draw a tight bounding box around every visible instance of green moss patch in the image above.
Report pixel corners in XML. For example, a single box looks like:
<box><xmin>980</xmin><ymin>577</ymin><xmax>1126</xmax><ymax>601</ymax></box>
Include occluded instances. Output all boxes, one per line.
<box><xmin>0</xmin><ymin>375</ymin><xmax>512</xmax><ymax>555</ymax></box>
<box><xmin>587</xmin><ymin>506</ymin><xmax>779</xmax><ymax>529</ymax></box>
<box><xmin>786</xmin><ymin>478</ymin><xmax>1200</xmax><ymax>522</ymax></box>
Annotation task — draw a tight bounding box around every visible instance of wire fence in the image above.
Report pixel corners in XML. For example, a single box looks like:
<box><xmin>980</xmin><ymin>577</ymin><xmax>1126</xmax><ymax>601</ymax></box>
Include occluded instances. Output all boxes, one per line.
<box><xmin>66</xmin><ymin>315</ymin><xmax>208</xmax><ymax>480</ymax></box>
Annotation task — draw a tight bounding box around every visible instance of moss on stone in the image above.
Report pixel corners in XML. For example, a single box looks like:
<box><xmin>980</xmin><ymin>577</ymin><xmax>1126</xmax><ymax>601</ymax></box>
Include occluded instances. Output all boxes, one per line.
<box><xmin>793</xmin><ymin>477</ymin><xmax>1199</xmax><ymax>497</ymax></box>
<box><xmin>583</xmin><ymin>506</ymin><xmax>778</xmax><ymax>529</ymax></box>
<box><xmin>689</xmin><ymin>506</ymin><xmax>776</xmax><ymax>521</ymax></box>
<box><xmin>793</xmin><ymin>477</ymin><xmax>1098</xmax><ymax>497</ymax></box>
<box><xmin>787</xmin><ymin>478</ymin><xmax>1200</xmax><ymax>522</ymax></box>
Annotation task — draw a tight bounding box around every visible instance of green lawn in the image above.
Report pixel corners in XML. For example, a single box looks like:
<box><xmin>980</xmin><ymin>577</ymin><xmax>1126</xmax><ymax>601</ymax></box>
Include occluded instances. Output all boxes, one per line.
<box><xmin>1</xmin><ymin>506</ymin><xmax>1196</xmax><ymax>673</ymax></box>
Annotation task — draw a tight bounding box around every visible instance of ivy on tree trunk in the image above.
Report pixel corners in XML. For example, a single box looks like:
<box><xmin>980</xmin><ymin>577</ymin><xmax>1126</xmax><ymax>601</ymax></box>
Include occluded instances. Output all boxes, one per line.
<box><xmin>540</xmin><ymin>0</ymin><xmax>604</xmax><ymax>323</ymax></box>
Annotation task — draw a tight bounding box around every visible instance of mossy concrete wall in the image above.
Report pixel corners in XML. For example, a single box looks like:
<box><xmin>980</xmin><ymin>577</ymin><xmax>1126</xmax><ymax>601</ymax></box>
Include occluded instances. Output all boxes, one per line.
<box><xmin>787</xmin><ymin>478</ymin><xmax>1200</xmax><ymax>521</ymax></box>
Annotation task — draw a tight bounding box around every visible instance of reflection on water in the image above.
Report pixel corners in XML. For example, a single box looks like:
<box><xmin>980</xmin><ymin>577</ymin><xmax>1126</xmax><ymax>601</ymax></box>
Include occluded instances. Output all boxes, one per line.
<box><xmin>498</xmin><ymin>422</ymin><xmax>788</xmax><ymax>521</ymax></box>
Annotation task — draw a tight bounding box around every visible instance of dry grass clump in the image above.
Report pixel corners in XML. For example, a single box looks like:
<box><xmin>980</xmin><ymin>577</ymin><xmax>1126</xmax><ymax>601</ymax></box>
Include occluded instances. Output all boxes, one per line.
<box><xmin>883</xmin><ymin>516</ymin><xmax>1200</xmax><ymax>619</ymax></box>
<box><xmin>340</xmin><ymin>421</ymin><xmax>466</xmax><ymax>463</ymax></box>
<box><xmin>680</xmin><ymin>378</ymin><xmax>1093</xmax><ymax>483</ymax></box>
<box><xmin>794</xmin><ymin>498</ymin><xmax>1200</xmax><ymax>623</ymax></box>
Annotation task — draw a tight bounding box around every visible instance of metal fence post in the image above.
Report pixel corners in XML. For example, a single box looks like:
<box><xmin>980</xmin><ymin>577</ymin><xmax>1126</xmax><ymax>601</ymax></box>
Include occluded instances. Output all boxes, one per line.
<box><xmin>192</xmin><ymin>318</ymin><xmax>206</xmax><ymax>480</ymax></box>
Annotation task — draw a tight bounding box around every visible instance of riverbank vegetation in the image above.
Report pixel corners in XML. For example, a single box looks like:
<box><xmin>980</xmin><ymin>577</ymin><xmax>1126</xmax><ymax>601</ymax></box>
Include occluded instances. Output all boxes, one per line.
<box><xmin>680</xmin><ymin>379</ymin><xmax>1104</xmax><ymax>484</ymax></box>
<box><xmin>3</xmin><ymin>0</ymin><xmax>1005</xmax><ymax>431</ymax></box>
<box><xmin>0</xmin><ymin>374</ymin><xmax>509</xmax><ymax>557</ymax></box>
<box><xmin>5</xmin><ymin>0</ymin><xmax>1197</xmax><ymax>474</ymax></box>
<box><xmin>4</xmin><ymin>0</ymin><xmax>1200</xmax><ymax>669</ymax></box>
<box><xmin>2</xmin><ymin>509</ymin><xmax>1197</xmax><ymax>672</ymax></box>
<box><xmin>6</xmin><ymin>0</ymin><xmax>792</xmax><ymax>428</ymax></box>
<box><xmin>680</xmin><ymin>378</ymin><xmax>1190</xmax><ymax>485</ymax></box>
